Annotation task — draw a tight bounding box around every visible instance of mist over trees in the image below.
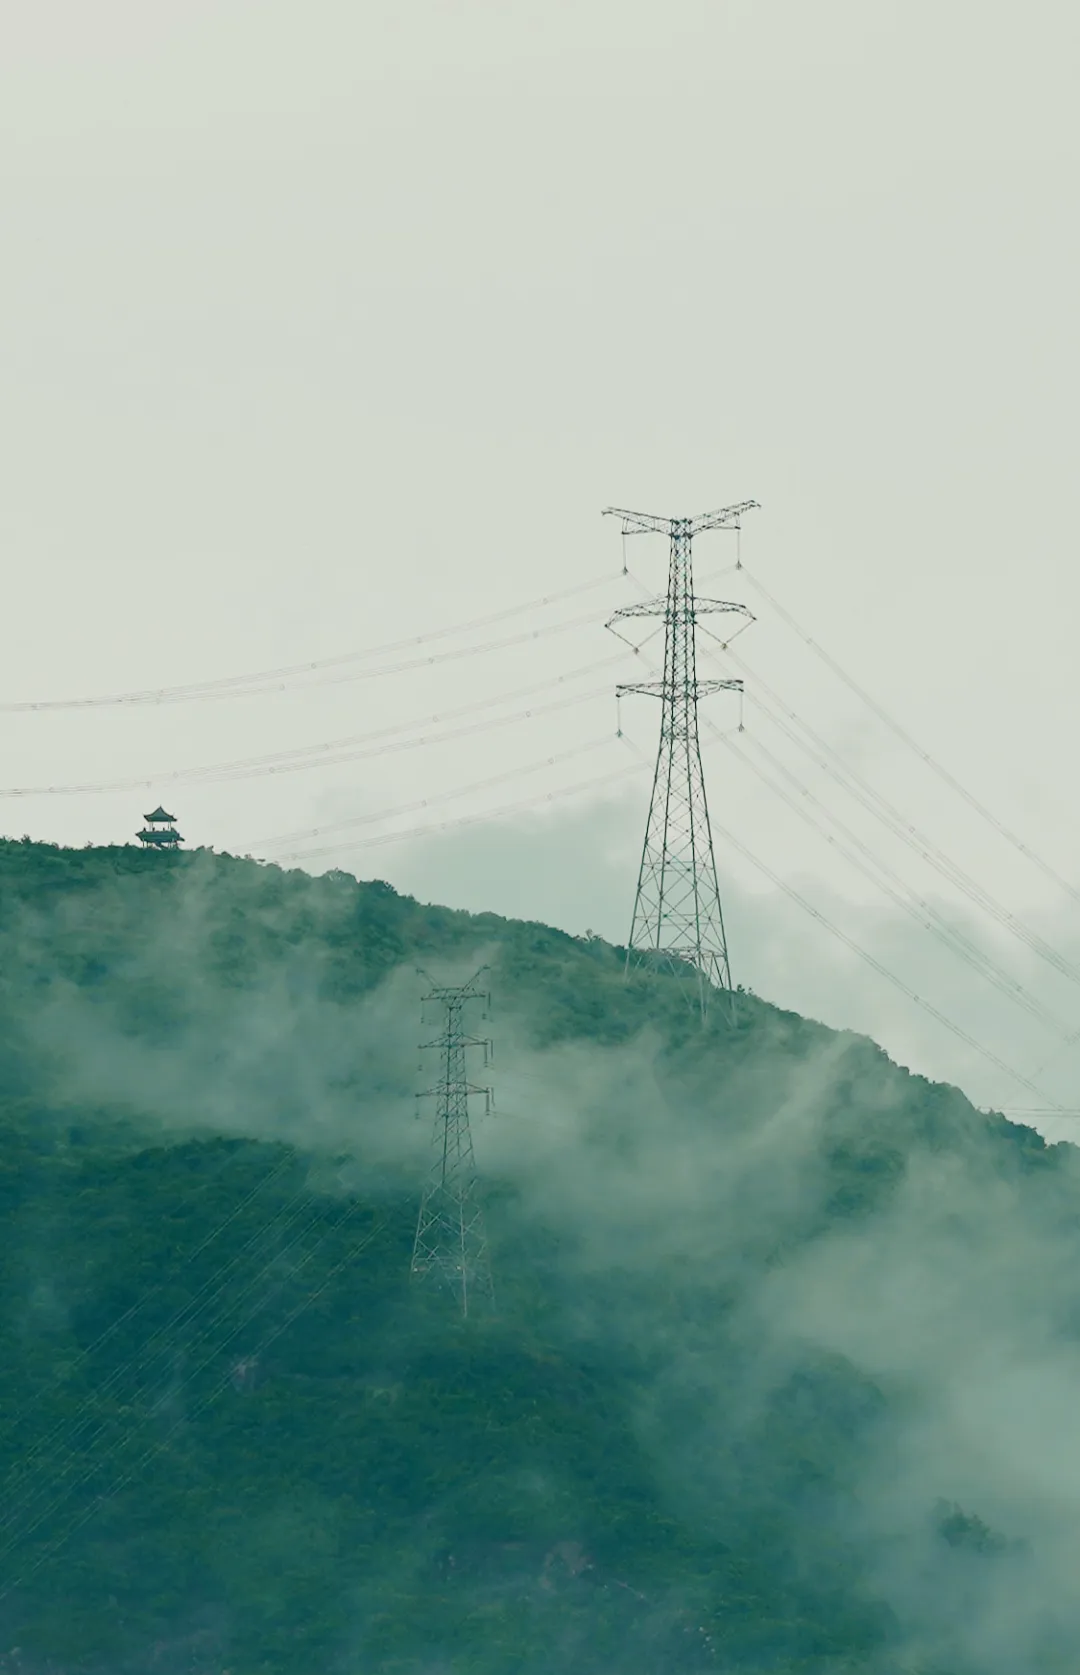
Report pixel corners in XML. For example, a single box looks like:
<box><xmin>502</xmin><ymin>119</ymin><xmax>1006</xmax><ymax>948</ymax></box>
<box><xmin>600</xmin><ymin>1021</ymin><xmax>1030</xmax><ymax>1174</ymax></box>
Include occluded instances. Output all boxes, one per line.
<box><xmin>0</xmin><ymin>837</ymin><xmax>1075</xmax><ymax>1674</ymax></box>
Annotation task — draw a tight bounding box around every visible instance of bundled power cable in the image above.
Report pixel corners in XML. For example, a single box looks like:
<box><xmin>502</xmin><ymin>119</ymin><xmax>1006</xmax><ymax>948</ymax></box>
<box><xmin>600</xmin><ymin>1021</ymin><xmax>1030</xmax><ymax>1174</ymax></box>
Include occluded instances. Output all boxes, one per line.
<box><xmin>0</xmin><ymin>571</ymin><xmax>621</xmax><ymax>713</ymax></box>
<box><xmin>738</xmin><ymin>565</ymin><xmax>1080</xmax><ymax>911</ymax></box>
<box><xmin>0</xmin><ymin>1198</ymin><xmax>385</xmax><ymax>1601</ymax></box>
<box><xmin>0</xmin><ymin>661</ymin><xmax>623</xmax><ymax>799</ymax></box>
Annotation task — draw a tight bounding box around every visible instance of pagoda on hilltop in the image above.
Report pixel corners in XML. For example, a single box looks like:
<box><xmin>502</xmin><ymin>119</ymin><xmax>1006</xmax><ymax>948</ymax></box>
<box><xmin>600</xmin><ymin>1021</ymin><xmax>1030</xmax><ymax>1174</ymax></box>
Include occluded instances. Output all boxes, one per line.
<box><xmin>136</xmin><ymin>806</ymin><xmax>183</xmax><ymax>849</ymax></box>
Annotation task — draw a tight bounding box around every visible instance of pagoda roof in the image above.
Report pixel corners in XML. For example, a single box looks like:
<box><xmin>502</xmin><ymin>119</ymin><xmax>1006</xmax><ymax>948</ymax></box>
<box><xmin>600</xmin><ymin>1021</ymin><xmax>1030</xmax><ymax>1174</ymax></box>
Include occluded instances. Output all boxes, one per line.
<box><xmin>143</xmin><ymin>807</ymin><xmax>177</xmax><ymax>823</ymax></box>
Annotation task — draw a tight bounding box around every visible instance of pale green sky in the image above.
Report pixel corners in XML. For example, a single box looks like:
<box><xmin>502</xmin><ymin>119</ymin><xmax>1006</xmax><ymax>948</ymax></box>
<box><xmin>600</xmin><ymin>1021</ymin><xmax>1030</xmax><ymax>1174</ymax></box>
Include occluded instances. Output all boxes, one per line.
<box><xmin>3</xmin><ymin>0</ymin><xmax>1080</xmax><ymax>1122</ymax></box>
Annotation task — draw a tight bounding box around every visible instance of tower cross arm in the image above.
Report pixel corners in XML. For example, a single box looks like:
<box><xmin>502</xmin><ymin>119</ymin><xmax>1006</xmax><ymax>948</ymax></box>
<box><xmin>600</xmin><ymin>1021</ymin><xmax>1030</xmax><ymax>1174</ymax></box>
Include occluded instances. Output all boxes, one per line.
<box><xmin>416</xmin><ymin>966</ymin><xmax>490</xmax><ymax>1008</ymax></box>
<box><xmin>607</xmin><ymin>598</ymin><xmax>755</xmax><ymax>628</ymax></box>
<box><xmin>607</xmin><ymin>597</ymin><xmax>666</xmax><ymax>624</ymax></box>
<box><xmin>601</xmin><ymin>507</ymin><xmax>676</xmax><ymax>537</ymax></box>
<box><xmin>690</xmin><ymin>501</ymin><xmax>760</xmax><ymax>534</ymax></box>
<box><xmin>418</xmin><ymin>1033</ymin><xmax>491</xmax><ymax>1053</ymax></box>
<box><xmin>417</xmin><ymin>1082</ymin><xmax>493</xmax><ymax>1099</ymax></box>
<box><xmin>694</xmin><ymin>679</ymin><xmax>744</xmax><ymax>695</ymax></box>
<box><xmin>617</xmin><ymin>678</ymin><xmax>743</xmax><ymax>699</ymax></box>
<box><xmin>695</xmin><ymin>598</ymin><xmax>755</xmax><ymax>620</ymax></box>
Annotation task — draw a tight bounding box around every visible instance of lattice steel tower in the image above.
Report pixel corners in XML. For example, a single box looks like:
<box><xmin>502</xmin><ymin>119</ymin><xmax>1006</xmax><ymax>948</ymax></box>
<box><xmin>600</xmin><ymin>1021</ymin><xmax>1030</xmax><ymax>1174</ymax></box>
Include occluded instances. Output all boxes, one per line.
<box><xmin>411</xmin><ymin>968</ymin><xmax>494</xmax><ymax>1317</ymax></box>
<box><xmin>605</xmin><ymin>503</ymin><xmax>758</xmax><ymax>1018</ymax></box>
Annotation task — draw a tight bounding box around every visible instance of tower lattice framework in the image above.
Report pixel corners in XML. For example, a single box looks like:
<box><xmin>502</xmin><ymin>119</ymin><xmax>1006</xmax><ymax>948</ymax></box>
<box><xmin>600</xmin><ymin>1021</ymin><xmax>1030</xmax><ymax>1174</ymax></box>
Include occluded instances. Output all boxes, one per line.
<box><xmin>411</xmin><ymin>968</ymin><xmax>494</xmax><ymax>1317</ymax></box>
<box><xmin>605</xmin><ymin>502</ymin><xmax>758</xmax><ymax>1017</ymax></box>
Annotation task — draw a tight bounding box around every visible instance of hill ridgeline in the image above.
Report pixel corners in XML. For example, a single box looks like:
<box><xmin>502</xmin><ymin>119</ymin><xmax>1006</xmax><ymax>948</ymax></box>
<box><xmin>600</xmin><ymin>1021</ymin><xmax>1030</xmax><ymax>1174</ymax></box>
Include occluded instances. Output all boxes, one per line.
<box><xmin>0</xmin><ymin>837</ymin><xmax>1073</xmax><ymax>1675</ymax></box>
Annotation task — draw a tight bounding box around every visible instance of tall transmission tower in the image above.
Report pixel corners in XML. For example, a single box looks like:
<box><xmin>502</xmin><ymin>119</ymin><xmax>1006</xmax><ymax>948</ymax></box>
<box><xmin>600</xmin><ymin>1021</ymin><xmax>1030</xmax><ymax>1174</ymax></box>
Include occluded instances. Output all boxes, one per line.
<box><xmin>605</xmin><ymin>502</ymin><xmax>758</xmax><ymax>1018</ymax></box>
<box><xmin>411</xmin><ymin>968</ymin><xmax>495</xmax><ymax>1318</ymax></box>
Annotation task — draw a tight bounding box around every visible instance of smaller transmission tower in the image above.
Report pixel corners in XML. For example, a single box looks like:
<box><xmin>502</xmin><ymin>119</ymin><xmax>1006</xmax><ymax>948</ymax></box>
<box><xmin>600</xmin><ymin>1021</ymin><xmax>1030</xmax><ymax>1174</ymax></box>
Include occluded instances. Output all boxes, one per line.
<box><xmin>605</xmin><ymin>502</ymin><xmax>758</xmax><ymax>1019</ymax></box>
<box><xmin>411</xmin><ymin>968</ymin><xmax>494</xmax><ymax>1318</ymax></box>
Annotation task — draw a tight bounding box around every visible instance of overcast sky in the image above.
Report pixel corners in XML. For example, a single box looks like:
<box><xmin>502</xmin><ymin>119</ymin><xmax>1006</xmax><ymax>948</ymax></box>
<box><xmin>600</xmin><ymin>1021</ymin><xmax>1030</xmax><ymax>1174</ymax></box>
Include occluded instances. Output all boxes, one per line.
<box><xmin>4</xmin><ymin>1</ymin><xmax>1080</xmax><ymax>1127</ymax></box>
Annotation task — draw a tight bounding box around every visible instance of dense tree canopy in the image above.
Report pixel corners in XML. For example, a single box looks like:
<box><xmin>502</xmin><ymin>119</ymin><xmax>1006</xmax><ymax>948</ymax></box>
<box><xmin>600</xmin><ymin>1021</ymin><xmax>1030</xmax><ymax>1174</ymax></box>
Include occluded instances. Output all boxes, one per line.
<box><xmin>0</xmin><ymin>839</ymin><xmax>1068</xmax><ymax>1674</ymax></box>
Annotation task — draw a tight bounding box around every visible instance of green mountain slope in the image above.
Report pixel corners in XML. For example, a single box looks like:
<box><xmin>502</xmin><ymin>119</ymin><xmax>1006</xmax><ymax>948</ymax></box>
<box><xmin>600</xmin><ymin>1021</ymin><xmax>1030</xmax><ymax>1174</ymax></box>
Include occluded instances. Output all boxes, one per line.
<box><xmin>0</xmin><ymin>838</ymin><xmax>1073</xmax><ymax>1674</ymax></box>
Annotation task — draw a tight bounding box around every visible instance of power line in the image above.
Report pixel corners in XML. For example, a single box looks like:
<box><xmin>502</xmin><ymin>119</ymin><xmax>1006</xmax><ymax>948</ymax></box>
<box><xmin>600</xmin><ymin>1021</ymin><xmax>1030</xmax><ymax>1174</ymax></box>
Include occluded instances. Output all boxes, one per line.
<box><xmin>0</xmin><ymin>571</ymin><xmax>622</xmax><ymax>714</ymax></box>
<box><xmin>998</xmin><ymin>1108</ymin><xmax>1080</xmax><ymax>1119</ymax></box>
<box><xmin>0</xmin><ymin>1145</ymin><xmax>298</xmax><ymax>1470</ymax></box>
<box><xmin>702</xmin><ymin>633</ymin><xmax>1080</xmax><ymax>1092</ymax></box>
<box><xmin>266</xmin><ymin>752</ymin><xmax>648</xmax><ymax>865</ymax></box>
<box><xmin>689</xmin><ymin>643</ymin><xmax>1078</xmax><ymax>1041</ymax></box>
<box><xmin>716</xmin><ymin>648</ymin><xmax>1080</xmax><ymax>996</ymax></box>
<box><xmin>616</xmin><ymin>633</ymin><xmax>1068</xmax><ymax>1110</ymax></box>
<box><xmin>251</xmin><ymin>735</ymin><xmax>615</xmax><ymax>858</ymax></box>
<box><xmin>739</xmin><ymin>565</ymin><xmax>1080</xmax><ymax>912</ymax></box>
<box><xmin>716</xmin><ymin>726</ymin><xmax>1074</xmax><ymax>1042</ymax></box>
<box><xmin>0</xmin><ymin>675</ymin><xmax>619</xmax><ymax>800</ymax></box>
<box><xmin>705</xmin><ymin>791</ymin><xmax>1068</xmax><ymax>1111</ymax></box>
<box><xmin>0</xmin><ymin>1192</ymin><xmax>342</xmax><ymax>1564</ymax></box>
<box><xmin>0</xmin><ymin>1201</ymin><xmax>385</xmax><ymax>1601</ymax></box>
<box><xmin>0</xmin><ymin>610</ymin><xmax>607</xmax><ymax>741</ymax></box>
<box><xmin>162</xmin><ymin>605</ymin><xmax>605</xmax><ymax>705</ymax></box>
<box><xmin>0</xmin><ymin>1162</ymin><xmax>332</xmax><ymax>1548</ymax></box>
<box><xmin>230</xmin><ymin>653</ymin><xmax>625</xmax><ymax>836</ymax></box>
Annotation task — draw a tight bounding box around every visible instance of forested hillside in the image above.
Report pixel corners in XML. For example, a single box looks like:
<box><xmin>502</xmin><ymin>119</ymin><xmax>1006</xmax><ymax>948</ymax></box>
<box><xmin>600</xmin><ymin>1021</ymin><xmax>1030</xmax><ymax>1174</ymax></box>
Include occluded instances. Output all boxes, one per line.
<box><xmin>0</xmin><ymin>837</ymin><xmax>1074</xmax><ymax>1675</ymax></box>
